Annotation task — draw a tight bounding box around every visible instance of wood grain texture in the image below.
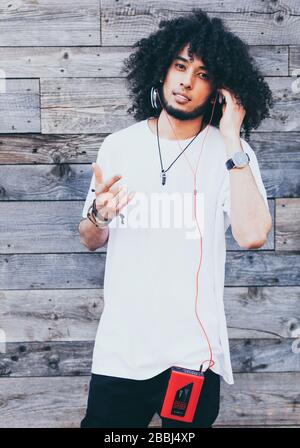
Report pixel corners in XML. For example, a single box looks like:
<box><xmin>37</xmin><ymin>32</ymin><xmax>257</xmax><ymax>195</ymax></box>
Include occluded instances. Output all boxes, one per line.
<box><xmin>101</xmin><ymin>0</ymin><xmax>300</xmax><ymax>15</ymax></box>
<box><xmin>0</xmin><ymin>338</ymin><xmax>299</xmax><ymax>377</ymax></box>
<box><xmin>0</xmin><ymin>200</ymin><xmax>273</xmax><ymax>253</ymax></box>
<box><xmin>0</xmin><ymin>45</ymin><xmax>288</xmax><ymax>78</ymax></box>
<box><xmin>0</xmin><ymin>252</ymin><xmax>299</xmax><ymax>290</ymax></box>
<box><xmin>0</xmin><ymin>79</ymin><xmax>40</xmax><ymax>133</ymax></box>
<box><xmin>0</xmin><ymin>373</ymin><xmax>299</xmax><ymax>427</ymax></box>
<box><xmin>0</xmin><ymin>132</ymin><xmax>298</xmax><ymax>199</ymax></box>
<box><xmin>0</xmin><ymin>0</ymin><xmax>100</xmax><ymax>46</ymax></box>
<box><xmin>40</xmin><ymin>78</ymin><xmax>134</xmax><ymax>134</ymax></box>
<box><xmin>0</xmin><ymin>286</ymin><xmax>299</xmax><ymax>343</ymax></box>
<box><xmin>0</xmin><ymin>162</ymin><xmax>278</xmax><ymax>204</ymax></box>
<box><xmin>0</xmin><ymin>289</ymin><xmax>103</xmax><ymax>343</ymax></box>
<box><xmin>289</xmin><ymin>46</ymin><xmax>300</xmax><ymax>75</ymax></box>
<box><xmin>101</xmin><ymin>0</ymin><xmax>300</xmax><ymax>46</ymax></box>
<box><xmin>276</xmin><ymin>199</ymin><xmax>300</xmax><ymax>250</ymax></box>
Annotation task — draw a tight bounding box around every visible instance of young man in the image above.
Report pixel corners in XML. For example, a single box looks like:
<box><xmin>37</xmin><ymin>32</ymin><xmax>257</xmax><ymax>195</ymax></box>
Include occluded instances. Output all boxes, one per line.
<box><xmin>79</xmin><ymin>9</ymin><xmax>272</xmax><ymax>428</ymax></box>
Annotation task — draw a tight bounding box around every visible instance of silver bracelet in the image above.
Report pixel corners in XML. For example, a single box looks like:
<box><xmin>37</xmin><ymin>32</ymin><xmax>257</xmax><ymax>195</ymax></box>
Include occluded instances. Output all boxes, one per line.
<box><xmin>87</xmin><ymin>201</ymin><xmax>113</xmax><ymax>228</ymax></box>
<box><xmin>93</xmin><ymin>209</ymin><xmax>114</xmax><ymax>228</ymax></box>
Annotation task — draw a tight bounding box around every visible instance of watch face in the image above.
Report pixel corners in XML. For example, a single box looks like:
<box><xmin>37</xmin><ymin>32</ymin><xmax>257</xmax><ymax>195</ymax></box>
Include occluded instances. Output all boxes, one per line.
<box><xmin>233</xmin><ymin>152</ymin><xmax>249</xmax><ymax>167</ymax></box>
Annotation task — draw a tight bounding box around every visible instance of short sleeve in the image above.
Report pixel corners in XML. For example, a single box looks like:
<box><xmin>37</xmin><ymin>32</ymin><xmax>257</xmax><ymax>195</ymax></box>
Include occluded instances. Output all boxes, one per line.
<box><xmin>222</xmin><ymin>139</ymin><xmax>269</xmax><ymax>232</ymax></box>
<box><xmin>81</xmin><ymin>136</ymin><xmax>113</xmax><ymax>219</ymax></box>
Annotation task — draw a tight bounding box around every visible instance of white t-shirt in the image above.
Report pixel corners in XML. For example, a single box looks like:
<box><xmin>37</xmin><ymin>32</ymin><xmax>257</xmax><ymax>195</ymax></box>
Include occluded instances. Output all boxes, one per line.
<box><xmin>82</xmin><ymin>118</ymin><xmax>269</xmax><ymax>385</ymax></box>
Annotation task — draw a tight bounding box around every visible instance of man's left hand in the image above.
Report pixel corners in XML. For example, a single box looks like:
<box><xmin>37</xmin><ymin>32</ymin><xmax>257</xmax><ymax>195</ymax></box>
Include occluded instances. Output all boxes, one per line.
<box><xmin>218</xmin><ymin>88</ymin><xmax>246</xmax><ymax>140</ymax></box>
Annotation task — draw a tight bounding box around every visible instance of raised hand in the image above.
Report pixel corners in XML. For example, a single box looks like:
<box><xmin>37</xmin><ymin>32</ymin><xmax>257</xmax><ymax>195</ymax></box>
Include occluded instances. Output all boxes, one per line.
<box><xmin>218</xmin><ymin>88</ymin><xmax>246</xmax><ymax>140</ymax></box>
<box><xmin>91</xmin><ymin>162</ymin><xmax>135</xmax><ymax>220</ymax></box>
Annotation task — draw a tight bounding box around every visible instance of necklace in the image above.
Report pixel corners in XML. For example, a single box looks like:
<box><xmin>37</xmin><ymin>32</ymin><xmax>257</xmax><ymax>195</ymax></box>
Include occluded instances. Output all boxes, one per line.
<box><xmin>156</xmin><ymin>117</ymin><xmax>205</xmax><ymax>186</ymax></box>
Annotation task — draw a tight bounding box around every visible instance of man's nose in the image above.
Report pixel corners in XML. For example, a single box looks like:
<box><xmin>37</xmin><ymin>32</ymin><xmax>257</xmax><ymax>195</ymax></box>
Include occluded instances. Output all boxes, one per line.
<box><xmin>180</xmin><ymin>71</ymin><xmax>193</xmax><ymax>88</ymax></box>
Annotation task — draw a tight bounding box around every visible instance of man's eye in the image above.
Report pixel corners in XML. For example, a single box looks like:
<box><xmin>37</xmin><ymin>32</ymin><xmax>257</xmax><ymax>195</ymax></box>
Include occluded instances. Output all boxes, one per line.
<box><xmin>175</xmin><ymin>63</ymin><xmax>185</xmax><ymax>69</ymax></box>
<box><xmin>198</xmin><ymin>73</ymin><xmax>209</xmax><ymax>80</ymax></box>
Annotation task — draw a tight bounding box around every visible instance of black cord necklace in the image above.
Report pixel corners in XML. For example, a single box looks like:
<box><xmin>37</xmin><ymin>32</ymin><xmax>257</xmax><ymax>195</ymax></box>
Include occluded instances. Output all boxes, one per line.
<box><xmin>156</xmin><ymin>118</ymin><xmax>205</xmax><ymax>186</ymax></box>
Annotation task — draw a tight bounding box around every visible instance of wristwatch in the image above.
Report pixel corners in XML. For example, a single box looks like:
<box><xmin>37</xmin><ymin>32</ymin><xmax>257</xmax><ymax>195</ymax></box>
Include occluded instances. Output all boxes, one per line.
<box><xmin>226</xmin><ymin>151</ymin><xmax>250</xmax><ymax>170</ymax></box>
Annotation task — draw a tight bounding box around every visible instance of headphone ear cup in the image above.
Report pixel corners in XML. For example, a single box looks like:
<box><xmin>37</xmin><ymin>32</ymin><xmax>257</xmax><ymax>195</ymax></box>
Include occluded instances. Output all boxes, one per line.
<box><xmin>150</xmin><ymin>87</ymin><xmax>159</xmax><ymax>109</ymax></box>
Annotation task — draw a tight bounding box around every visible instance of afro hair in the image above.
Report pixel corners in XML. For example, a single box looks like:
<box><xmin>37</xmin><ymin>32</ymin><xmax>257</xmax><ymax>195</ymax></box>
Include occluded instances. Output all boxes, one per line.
<box><xmin>121</xmin><ymin>8</ymin><xmax>274</xmax><ymax>140</ymax></box>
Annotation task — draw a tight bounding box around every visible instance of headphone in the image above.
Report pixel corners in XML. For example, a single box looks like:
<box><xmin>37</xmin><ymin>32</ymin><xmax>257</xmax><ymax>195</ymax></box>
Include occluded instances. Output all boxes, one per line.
<box><xmin>150</xmin><ymin>82</ymin><xmax>220</xmax><ymax>372</ymax></box>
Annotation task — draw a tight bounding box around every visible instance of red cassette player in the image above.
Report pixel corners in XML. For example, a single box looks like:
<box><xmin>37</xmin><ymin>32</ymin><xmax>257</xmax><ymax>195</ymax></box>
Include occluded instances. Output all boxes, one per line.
<box><xmin>160</xmin><ymin>366</ymin><xmax>205</xmax><ymax>423</ymax></box>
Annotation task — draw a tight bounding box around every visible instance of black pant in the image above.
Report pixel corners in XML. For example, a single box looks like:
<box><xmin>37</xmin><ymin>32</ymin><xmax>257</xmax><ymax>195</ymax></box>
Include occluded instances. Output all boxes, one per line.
<box><xmin>80</xmin><ymin>367</ymin><xmax>220</xmax><ymax>428</ymax></box>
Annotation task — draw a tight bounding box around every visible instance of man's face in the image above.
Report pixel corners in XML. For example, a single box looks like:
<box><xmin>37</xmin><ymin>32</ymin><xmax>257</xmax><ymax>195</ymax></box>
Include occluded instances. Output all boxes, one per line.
<box><xmin>158</xmin><ymin>44</ymin><xmax>215</xmax><ymax>121</ymax></box>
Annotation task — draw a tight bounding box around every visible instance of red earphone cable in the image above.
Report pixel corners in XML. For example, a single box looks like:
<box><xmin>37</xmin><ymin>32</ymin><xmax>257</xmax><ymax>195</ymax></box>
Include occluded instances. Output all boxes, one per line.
<box><xmin>157</xmin><ymin>91</ymin><xmax>218</xmax><ymax>372</ymax></box>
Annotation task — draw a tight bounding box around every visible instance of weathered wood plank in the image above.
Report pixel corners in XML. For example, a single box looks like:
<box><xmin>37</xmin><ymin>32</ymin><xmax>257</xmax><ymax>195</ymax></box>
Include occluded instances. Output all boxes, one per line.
<box><xmin>276</xmin><ymin>199</ymin><xmax>300</xmax><ymax>251</ymax></box>
<box><xmin>0</xmin><ymin>286</ymin><xmax>299</xmax><ymax>342</ymax></box>
<box><xmin>40</xmin><ymin>77</ymin><xmax>300</xmax><ymax>134</ymax></box>
<box><xmin>0</xmin><ymin>132</ymin><xmax>298</xmax><ymax>199</ymax></box>
<box><xmin>0</xmin><ymin>165</ymin><xmax>90</xmax><ymax>201</ymax></box>
<box><xmin>0</xmin><ymin>45</ymin><xmax>288</xmax><ymax>78</ymax></box>
<box><xmin>0</xmin><ymin>165</ymin><xmax>275</xmax><ymax>202</ymax></box>
<box><xmin>290</xmin><ymin>46</ymin><xmax>300</xmax><ymax>76</ymax></box>
<box><xmin>0</xmin><ymin>0</ymin><xmax>100</xmax><ymax>46</ymax></box>
<box><xmin>246</xmin><ymin>132</ymin><xmax>300</xmax><ymax>198</ymax></box>
<box><xmin>0</xmin><ymin>79</ymin><xmax>40</xmax><ymax>133</ymax></box>
<box><xmin>224</xmin><ymin>286</ymin><xmax>300</xmax><ymax>340</ymax></box>
<box><xmin>224</xmin><ymin>252</ymin><xmax>300</xmax><ymax>286</ymax></box>
<box><xmin>0</xmin><ymin>134</ymin><xmax>105</xmax><ymax>164</ymax></box>
<box><xmin>0</xmin><ymin>253</ymin><xmax>299</xmax><ymax>290</ymax></box>
<box><xmin>258</xmin><ymin>77</ymin><xmax>300</xmax><ymax>132</ymax></box>
<box><xmin>0</xmin><ymin>342</ymin><xmax>94</xmax><ymax>377</ymax></box>
<box><xmin>0</xmin><ymin>373</ymin><xmax>300</xmax><ymax>427</ymax></box>
<box><xmin>0</xmin><ymin>200</ymin><xmax>274</xmax><ymax>253</ymax></box>
<box><xmin>0</xmin><ymin>201</ymin><xmax>107</xmax><ymax>254</ymax></box>
<box><xmin>0</xmin><ymin>254</ymin><xmax>108</xmax><ymax>290</ymax></box>
<box><xmin>101</xmin><ymin>1</ymin><xmax>300</xmax><ymax>46</ymax></box>
<box><xmin>0</xmin><ymin>338</ymin><xmax>299</xmax><ymax>377</ymax></box>
<box><xmin>40</xmin><ymin>78</ymin><xmax>133</xmax><ymax>134</ymax></box>
<box><xmin>0</xmin><ymin>376</ymin><xmax>89</xmax><ymax>428</ymax></box>
<box><xmin>0</xmin><ymin>47</ymin><xmax>131</xmax><ymax>78</ymax></box>
<box><xmin>229</xmin><ymin>338</ymin><xmax>300</xmax><ymax>373</ymax></box>
<box><xmin>250</xmin><ymin>45</ymin><xmax>288</xmax><ymax>76</ymax></box>
<box><xmin>102</xmin><ymin>1</ymin><xmax>300</xmax><ymax>16</ymax></box>
<box><xmin>0</xmin><ymin>289</ymin><xmax>103</xmax><ymax>343</ymax></box>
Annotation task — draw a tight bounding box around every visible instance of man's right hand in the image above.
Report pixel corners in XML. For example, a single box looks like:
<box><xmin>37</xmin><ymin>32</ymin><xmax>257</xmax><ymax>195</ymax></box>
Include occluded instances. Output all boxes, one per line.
<box><xmin>92</xmin><ymin>162</ymin><xmax>135</xmax><ymax>220</ymax></box>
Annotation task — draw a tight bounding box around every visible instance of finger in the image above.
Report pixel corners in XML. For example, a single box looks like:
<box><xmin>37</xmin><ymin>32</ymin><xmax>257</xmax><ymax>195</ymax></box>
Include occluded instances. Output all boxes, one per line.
<box><xmin>218</xmin><ymin>88</ymin><xmax>231</xmax><ymax>104</ymax></box>
<box><xmin>101</xmin><ymin>185</ymin><xmax>129</xmax><ymax>217</ymax></box>
<box><xmin>109</xmin><ymin>184</ymin><xmax>129</xmax><ymax>209</ymax></box>
<box><xmin>95</xmin><ymin>185</ymin><xmax>124</xmax><ymax>213</ymax></box>
<box><xmin>94</xmin><ymin>174</ymin><xmax>123</xmax><ymax>196</ymax></box>
<box><xmin>95</xmin><ymin>191</ymin><xmax>115</xmax><ymax>208</ymax></box>
<box><xmin>115</xmin><ymin>191</ymin><xmax>136</xmax><ymax>214</ymax></box>
<box><xmin>220</xmin><ymin>88</ymin><xmax>241</xmax><ymax>108</ymax></box>
<box><xmin>103</xmin><ymin>174</ymin><xmax>123</xmax><ymax>192</ymax></box>
<box><xmin>92</xmin><ymin>162</ymin><xmax>103</xmax><ymax>185</ymax></box>
<box><xmin>101</xmin><ymin>191</ymin><xmax>135</xmax><ymax>220</ymax></box>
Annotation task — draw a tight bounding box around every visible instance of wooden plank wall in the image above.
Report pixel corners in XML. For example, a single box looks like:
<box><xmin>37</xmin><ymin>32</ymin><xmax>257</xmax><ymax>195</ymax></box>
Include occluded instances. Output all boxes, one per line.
<box><xmin>0</xmin><ymin>0</ymin><xmax>299</xmax><ymax>428</ymax></box>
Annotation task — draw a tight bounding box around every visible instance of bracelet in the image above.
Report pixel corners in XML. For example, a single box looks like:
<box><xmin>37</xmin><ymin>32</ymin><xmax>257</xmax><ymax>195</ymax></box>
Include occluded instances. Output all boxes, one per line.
<box><xmin>87</xmin><ymin>199</ymin><xmax>113</xmax><ymax>228</ymax></box>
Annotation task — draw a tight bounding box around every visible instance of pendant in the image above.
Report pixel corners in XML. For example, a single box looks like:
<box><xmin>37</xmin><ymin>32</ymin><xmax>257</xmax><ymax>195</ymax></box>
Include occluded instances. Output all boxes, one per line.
<box><xmin>161</xmin><ymin>171</ymin><xmax>166</xmax><ymax>186</ymax></box>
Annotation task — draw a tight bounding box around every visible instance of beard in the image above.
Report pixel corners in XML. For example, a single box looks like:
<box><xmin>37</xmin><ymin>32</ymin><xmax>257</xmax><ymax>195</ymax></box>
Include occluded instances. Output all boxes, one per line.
<box><xmin>157</xmin><ymin>86</ymin><xmax>212</xmax><ymax>121</ymax></box>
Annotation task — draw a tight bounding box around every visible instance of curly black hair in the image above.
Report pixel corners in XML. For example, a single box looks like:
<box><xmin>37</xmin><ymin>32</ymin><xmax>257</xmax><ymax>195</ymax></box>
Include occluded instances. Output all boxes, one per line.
<box><xmin>121</xmin><ymin>8</ymin><xmax>273</xmax><ymax>140</ymax></box>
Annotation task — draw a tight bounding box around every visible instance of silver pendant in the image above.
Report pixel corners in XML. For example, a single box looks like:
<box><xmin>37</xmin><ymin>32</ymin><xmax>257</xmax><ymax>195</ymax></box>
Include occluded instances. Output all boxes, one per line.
<box><xmin>161</xmin><ymin>171</ymin><xmax>166</xmax><ymax>186</ymax></box>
